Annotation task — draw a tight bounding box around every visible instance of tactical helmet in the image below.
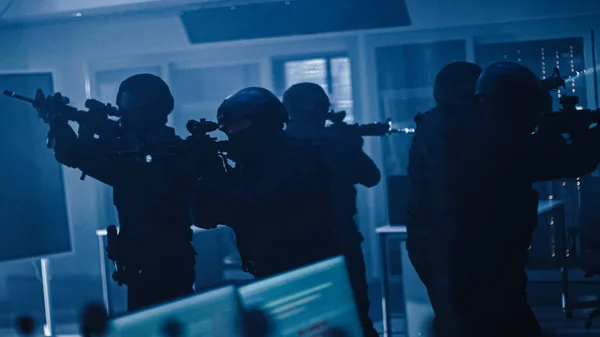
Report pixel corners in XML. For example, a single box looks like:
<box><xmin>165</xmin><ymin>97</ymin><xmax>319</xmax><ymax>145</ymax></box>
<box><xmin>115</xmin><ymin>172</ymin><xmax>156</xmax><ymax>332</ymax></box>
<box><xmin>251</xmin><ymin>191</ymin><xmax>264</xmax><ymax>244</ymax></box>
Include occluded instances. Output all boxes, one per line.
<box><xmin>476</xmin><ymin>62</ymin><xmax>542</xmax><ymax>107</ymax></box>
<box><xmin>116</xmin><ymin>73</ymin><xmax>174</xmax><ymax>116</ymax></box>
<box><xmin>282</xmin><ymin>82</ymin><xmax>330</xmax><ymax>122</ymax></box>
<box><xmin>434</xmin><ymin>62</ymin><xmax>482</xmax><ymax>104</ymax></box>
<box><xmin>476</xmin><ymin>61</ymin><xmax>543</xmax><ymax>127</ymax></box>
<box><xmin>475</xmin><ymin>62</ymin><xmax>543</xmax><ymax>124</ymax></box>
<box><xmin>217</xmin><ymin>87</ymin><xmax>289</xmax><ymax>131</ymax></box>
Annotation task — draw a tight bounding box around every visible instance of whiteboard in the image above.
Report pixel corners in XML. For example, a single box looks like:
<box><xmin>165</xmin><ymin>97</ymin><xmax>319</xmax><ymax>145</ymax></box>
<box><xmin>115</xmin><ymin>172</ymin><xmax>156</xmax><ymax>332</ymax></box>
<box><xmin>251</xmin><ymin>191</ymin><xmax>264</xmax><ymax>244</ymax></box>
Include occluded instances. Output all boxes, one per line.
<box><xmin>0</xmin><ymin>72</ymin><xmax>72</xmax><ymax>262</ymax></box>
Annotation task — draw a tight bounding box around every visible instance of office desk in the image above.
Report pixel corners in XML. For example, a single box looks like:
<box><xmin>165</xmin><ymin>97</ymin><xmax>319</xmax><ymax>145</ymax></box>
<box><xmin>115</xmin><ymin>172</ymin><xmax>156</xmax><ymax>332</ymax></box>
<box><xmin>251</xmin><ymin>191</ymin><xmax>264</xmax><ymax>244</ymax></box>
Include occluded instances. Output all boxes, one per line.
<box><xmin>377</xmin><ymin>200</ymin><xmax>569</xmax><ymax>337</ymax></box>
<box><xmin>376</xmin><ymin>225</ymin><xmax>433</xmax><ymax>337</ymax></box>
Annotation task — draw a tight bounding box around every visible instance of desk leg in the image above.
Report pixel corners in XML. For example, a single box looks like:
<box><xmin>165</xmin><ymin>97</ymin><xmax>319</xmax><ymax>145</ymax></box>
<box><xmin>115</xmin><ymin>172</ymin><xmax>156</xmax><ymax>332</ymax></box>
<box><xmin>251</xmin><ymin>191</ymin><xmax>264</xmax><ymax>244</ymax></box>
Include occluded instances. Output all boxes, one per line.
<box><xmin>98</xmin><ymin>235</ymin><xmax>112</xmax><ymax>317</ymax></box>
<box><xmin>557</xmin><ymin>207</ymin><xmax>571</xmax><ymax>319</ymax></box>
<box><xmin>40</xmin><ymin>258</ymin><xmax>53</xmax><ymax>336</ymax></box>
<box><xmin>379</xmin><ymin>234</ymin><xmax>392</xmax><ymax>337</ymax></box>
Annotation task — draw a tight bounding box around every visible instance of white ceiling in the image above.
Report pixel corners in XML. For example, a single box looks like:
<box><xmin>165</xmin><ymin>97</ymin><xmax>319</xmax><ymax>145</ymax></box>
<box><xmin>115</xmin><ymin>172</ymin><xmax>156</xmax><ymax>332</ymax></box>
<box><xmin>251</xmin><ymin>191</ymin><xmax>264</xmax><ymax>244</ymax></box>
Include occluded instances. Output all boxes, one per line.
<box><xmin>0</xmin><ymin>0</ymin><xmax>263</xmax><ymax>24</ymax></box>
<box><xmin>1</xmin><ymin>0</ymin><xmax>600</xmax><ymax>29</ymax></box>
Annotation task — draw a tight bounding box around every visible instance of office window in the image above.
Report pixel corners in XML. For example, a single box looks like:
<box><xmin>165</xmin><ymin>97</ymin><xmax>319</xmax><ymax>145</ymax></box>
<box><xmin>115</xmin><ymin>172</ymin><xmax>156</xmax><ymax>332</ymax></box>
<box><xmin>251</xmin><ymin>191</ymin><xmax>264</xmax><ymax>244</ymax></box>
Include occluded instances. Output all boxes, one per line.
<box><xmin>330</xmin><ymin>57</ymin><xmax>353</xmax><ymax>112</ymax></box>
<box><xmin>94</xmin><ymin>67</ymin><xmax>162</xmax><ymax>105</ymax></box>
<box><xmin>284</xmin><ymin>58</ymin><xmax>328</xmax><ymax>90</ymax></box>
<box><xmin>275</xmin><ymin>56</ymin><xmax>354</xmax><ymax>123</ymax></box>
<box><xmin>375</xmin><ymin>40</ymin><xmax>467</xmax><ymax>175</ymax></box>
<box><xmin>475</xmin><ymin>37</ymin><xmax>586</xmax><ymax>110</ymax></box>
<box><xmin>169</xmin><ymin>63</ymin><xmax>261</xmax><ymax>137</ymax></box>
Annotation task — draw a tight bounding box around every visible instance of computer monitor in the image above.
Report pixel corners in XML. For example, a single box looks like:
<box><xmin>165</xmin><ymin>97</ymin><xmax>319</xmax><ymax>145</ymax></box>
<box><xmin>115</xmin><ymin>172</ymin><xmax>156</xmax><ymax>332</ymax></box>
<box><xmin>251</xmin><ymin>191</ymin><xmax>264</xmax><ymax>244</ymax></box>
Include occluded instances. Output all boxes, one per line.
<box><xmin>108</xmin><ymin>285</ymin><xmax>243</xmax><ymax>337</ymax></box>
<box><xmin>238</xmin><ymin>256</ymin><xmax>363</xmax><ymax>337</ymax></box>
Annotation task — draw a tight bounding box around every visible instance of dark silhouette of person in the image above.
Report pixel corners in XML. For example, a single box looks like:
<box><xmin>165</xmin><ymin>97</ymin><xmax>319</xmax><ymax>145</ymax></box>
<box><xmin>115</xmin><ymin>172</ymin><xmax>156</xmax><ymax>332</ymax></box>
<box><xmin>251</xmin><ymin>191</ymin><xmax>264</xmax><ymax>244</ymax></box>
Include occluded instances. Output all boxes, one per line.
<box><xmin>460</xmin><ymin>62</ymin><xmax>600</xmax><ymax>336</ymax></box>
<box><xmin>15</xmin><ymin>315</ymin><xmax>35</xmax><ymax>336</ymax></box>
<box><xmin>79</xmin><ymin>302</ymin><xmax>109</xmax><ymax>337</ymax></box>
<box><xmin>409</xmin><ymin>60</ymin><xmax>600</xmax><ymax>337</ymax></box>
<box><xmin>407</xmin><ymin>61</ymin><xmax>484</xmax><ymax>336</ymax></box>
<box><xmin>283</xmin><ymin>82</ymin><xmax>379</xmax><ymax>337</ymax></box>
<box><xmin>189</xmin><ymin>87</ymin><xmax>339</xmax><ymax>279</ymax></box>
<box><xmin>41</xmin><ymin>74</ymin><xmax>196</xmax><ymax>312</ymax></box>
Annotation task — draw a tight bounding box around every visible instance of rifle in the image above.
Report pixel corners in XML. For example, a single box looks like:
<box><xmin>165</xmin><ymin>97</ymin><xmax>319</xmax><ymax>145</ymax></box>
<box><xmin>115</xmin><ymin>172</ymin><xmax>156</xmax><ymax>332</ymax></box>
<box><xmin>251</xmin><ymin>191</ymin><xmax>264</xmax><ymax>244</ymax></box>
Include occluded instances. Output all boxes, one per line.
<box><xmin>110</xmin><ymin>118</ymin><xmax>229</xmax><ymax>164</ymax></box>
<box><xmin>537</xmin><ymin>67</ymin><xmax>600</xmax><ymax>133</ymax></box>
<box><xmin>326</xmin><ymin>110</ymin><xmax>414</xmax><ymax>135</ymax></box>
<box><xmin>3</xmin><ymin>89</ymin><xmax>121</xmax><ymax>147</ymax></box>
<box><xmin>539</xmin><ymin>66</ymin><xmax>585</xmax><ymax>92</ymax></box>
<box><xmin>538</xmin><ymin>95</ymin><xmax>600</xmax><ymax>134</ymax></box>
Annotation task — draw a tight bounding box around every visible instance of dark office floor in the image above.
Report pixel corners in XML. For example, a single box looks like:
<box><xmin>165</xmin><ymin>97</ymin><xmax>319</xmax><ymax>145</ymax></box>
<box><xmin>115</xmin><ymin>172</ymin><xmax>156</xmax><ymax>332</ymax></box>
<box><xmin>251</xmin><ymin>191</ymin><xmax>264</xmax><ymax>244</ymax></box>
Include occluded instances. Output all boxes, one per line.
<box><xmin>367</xmin><ymin>279</ymin><xmax>600</xmax><ymax>336</ymax></box>
<box><xmin>0</xmin><ymin>273</ymin><xmax>599</xmax><ymax>336</ymax></box>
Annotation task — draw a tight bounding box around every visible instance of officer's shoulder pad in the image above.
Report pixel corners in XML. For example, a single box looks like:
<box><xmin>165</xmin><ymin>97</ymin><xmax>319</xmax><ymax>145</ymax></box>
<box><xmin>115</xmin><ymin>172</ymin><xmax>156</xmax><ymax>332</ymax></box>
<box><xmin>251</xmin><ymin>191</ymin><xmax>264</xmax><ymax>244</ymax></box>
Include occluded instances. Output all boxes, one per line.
<box><xmin>414</xmin><ymin>107</ymin><xmax>438</xmax><ymax>124</ymax></box>
<box><xmin>413</xmin><ymin>112</ymin><xmax>426</xmax><ymax>124</ymax></box>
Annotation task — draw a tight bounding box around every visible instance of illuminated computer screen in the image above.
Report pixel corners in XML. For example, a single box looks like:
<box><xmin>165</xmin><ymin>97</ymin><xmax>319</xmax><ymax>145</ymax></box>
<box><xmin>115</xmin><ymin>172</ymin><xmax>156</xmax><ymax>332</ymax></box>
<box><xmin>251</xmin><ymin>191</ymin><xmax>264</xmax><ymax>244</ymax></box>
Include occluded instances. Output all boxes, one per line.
<box><xmin>238</xmin><ymin>256</ymin><xmax>363</xmax><ymax>337</ymax></box>
<box><xmin>109</xmin><ymin>285</ymin><xmax>243</xmax><ymax>337</ymax></box>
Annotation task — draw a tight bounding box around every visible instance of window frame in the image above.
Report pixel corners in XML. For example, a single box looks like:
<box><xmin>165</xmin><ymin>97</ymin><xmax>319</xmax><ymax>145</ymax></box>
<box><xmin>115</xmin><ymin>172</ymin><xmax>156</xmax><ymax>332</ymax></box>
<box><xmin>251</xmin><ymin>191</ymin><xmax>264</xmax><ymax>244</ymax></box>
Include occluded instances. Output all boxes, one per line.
<box><xmin>271</xmin><ymin>52</ymin><xmax>349</xmax><ymax>97</ymax></box>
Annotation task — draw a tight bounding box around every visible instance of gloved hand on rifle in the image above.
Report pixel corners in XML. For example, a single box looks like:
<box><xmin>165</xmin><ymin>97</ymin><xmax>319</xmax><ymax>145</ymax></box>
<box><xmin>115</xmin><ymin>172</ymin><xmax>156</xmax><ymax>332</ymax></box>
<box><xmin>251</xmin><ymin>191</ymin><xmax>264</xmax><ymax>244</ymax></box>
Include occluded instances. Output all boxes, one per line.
<box><xmin>32</xmin><ymin>89</ymin><xmax>72</xmax><ymax>125</ymax></box>
<box><xmin>30</xmin><ymin>89</ymin><xmax>79</xmax><ymax>164</ymax></box>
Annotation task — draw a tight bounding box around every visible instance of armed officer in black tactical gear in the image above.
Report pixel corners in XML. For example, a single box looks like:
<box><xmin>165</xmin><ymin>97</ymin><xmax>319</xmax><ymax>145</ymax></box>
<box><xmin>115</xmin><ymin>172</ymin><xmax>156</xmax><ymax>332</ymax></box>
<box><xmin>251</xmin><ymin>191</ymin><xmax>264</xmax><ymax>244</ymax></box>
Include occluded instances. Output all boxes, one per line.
<box><xmin>459</xmin><ymin>61</ymin><xmax>600</xmax><ymax>337</ymax></box>
<box><xmin>407</xmin><ymin>61</ymin><xmax>483</xmax><ymax>336</ymax></box>
<box><xmin>41</xmin><ymin>74</ymin><xmax>196</xmax><ymax>312</ymax></box>
<box><xmin>409</xmin><ymin>61</ymin><xmax>600</xmax><ymax>337</ymax></box>
<box><xmin>189</xmin><ymin>87</ymin><xmax>340</xmax><ymax>279</ymax></box>
<box><xmin>283</xmin><ymin>82</ymin><xmax>380</xmax><ymax>337</ymax></box>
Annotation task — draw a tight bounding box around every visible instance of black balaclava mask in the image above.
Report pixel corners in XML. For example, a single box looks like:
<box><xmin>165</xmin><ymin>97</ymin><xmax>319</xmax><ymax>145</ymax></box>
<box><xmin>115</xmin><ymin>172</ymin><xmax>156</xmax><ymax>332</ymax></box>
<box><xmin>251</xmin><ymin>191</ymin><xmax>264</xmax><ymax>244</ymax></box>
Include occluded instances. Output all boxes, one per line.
<box><xmin>217</xmin><ymin>87</ymin><xmax>288</xmax><ymax>163</ymax></box>
<box><xmin>116</xmin><ymin>73</ymin><xmax>174</xmax><ymax>133</ymax></box>
<box><xmin>434</xmin><ymin>61</ymin><xmax>483</xmax><ymax>106</ymax></box>
<box><xmin>283</xmin><ymin>82</ymin><xmax>330</xmax><ymax>128</ymax></box>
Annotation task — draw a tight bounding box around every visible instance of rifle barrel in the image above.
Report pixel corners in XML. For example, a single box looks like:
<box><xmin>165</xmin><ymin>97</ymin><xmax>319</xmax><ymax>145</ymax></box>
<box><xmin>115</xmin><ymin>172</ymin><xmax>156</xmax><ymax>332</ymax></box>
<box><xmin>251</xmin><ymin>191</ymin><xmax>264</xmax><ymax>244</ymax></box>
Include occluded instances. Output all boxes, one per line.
<box><xmin>3</xmin><ymin>90</ymin><xmax>35</xmax><ymax>104</ymax></box>
<box><xmin>392</xmin><ymin>127</ymin><xmax>415</xmax><ymax>134</ymax></box>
